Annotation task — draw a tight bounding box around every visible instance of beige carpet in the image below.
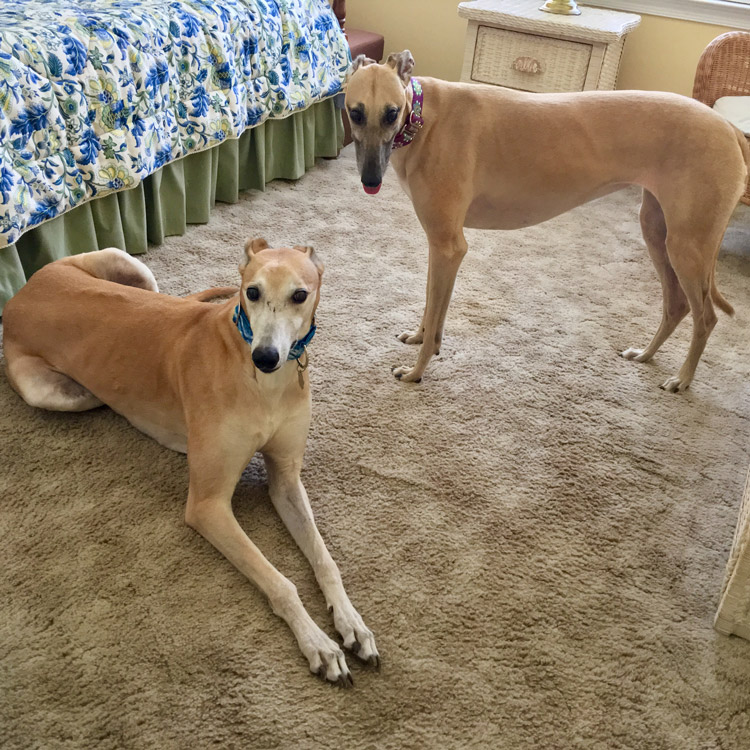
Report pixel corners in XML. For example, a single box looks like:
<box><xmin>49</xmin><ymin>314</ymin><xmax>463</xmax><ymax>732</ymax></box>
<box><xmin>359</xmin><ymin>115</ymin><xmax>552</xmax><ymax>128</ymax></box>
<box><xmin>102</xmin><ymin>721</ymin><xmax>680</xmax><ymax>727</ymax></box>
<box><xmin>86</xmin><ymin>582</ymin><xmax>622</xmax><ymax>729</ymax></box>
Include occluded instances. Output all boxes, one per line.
<box><xmin>2</xmin><ymin>145</ymin><xmax>750</xmax><ymax>749</ymax></box>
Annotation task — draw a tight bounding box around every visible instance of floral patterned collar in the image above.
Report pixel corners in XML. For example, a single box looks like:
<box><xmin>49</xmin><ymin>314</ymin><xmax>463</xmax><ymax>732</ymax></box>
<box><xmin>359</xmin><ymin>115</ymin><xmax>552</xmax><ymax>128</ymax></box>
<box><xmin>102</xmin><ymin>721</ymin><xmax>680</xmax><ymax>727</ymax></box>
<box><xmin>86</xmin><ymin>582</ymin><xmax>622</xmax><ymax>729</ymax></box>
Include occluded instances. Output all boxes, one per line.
<box><xmin>393</xmin><ymin>78</ymin><xmax>423</xmax><ymax>150</ymax></box>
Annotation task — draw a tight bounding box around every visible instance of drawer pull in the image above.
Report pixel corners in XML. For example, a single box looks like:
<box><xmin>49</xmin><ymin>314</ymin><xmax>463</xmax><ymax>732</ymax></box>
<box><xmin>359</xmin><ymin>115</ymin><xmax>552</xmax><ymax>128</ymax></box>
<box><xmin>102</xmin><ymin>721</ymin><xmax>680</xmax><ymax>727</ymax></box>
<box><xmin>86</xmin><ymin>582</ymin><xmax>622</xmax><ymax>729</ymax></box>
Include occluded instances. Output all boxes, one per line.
<box><xmin>512</xmin><ymin>56</ymin><xmax>543</xmax><ymax>74</ymax></box>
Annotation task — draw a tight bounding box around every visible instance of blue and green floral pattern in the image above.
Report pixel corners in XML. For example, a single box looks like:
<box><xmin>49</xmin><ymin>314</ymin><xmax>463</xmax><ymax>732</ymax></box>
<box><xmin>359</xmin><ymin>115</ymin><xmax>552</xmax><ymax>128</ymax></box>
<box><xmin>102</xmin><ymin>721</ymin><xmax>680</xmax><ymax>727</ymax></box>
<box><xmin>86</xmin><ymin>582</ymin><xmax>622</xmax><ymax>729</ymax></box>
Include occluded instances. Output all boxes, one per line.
<box><xmin>0</xmin><ymin>0</ymin><xmax>350</xmax><ymax>248</ymax></box>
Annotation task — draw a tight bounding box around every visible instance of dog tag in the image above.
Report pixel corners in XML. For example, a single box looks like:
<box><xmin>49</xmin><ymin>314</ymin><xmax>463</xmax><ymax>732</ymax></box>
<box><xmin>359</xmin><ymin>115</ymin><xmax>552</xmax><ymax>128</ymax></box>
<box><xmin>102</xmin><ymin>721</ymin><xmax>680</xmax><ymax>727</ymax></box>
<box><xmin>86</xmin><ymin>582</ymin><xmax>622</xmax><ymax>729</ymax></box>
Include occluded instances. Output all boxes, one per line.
<box><xmin>297</xmin><ymin>348</ymin><xmax>309</xmax><ymax>389</ymax></box>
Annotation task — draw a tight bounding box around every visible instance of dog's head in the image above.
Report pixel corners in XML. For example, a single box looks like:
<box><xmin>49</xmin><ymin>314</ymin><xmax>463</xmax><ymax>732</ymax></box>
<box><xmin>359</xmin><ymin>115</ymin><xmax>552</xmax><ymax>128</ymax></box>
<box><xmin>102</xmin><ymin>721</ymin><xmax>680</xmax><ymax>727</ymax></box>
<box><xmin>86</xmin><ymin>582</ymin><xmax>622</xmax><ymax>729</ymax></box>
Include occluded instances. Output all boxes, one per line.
<box><xmin>344</xmin><ymin>50</ymin><xmax>415</xmax><ymax>194</ymax></box>
<box><xmin>238</xmin><ymin>238</ymin><xmax>324</xmax><ymax>374</ymax></box>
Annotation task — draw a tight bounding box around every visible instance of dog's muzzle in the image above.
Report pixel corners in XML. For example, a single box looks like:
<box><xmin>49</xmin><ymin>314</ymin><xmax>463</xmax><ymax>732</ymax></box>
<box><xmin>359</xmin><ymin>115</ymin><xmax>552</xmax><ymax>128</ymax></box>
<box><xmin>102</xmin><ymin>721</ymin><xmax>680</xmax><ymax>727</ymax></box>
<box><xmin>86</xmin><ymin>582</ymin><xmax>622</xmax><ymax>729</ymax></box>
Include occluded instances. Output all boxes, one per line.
<box><xmin>357</xmin><ymin>141</ymin><xmax>391</xmax><ymax>196</ymax></box>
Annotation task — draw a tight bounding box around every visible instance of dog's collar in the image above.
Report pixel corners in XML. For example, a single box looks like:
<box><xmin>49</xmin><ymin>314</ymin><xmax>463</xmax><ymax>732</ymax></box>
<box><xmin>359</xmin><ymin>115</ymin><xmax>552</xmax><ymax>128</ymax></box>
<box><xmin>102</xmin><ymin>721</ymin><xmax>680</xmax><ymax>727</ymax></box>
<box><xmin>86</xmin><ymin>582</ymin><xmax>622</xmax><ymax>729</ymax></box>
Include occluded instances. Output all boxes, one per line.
<box><xmin>393</xmin><ymin>78</ymin><xmax>423</xmax><ymax>150</ymax></box>
<box><xmin>232</xmin><ymin>304</ymin><xmax>316</xmax><ymax>362</ymax></box>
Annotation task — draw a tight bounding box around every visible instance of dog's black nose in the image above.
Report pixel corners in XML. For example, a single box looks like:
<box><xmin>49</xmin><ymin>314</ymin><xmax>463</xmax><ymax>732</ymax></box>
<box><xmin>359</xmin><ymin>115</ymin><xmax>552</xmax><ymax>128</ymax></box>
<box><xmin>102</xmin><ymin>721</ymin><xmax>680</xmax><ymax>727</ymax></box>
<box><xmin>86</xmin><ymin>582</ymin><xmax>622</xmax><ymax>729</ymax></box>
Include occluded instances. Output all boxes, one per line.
<box><xmin>361</xmin><ymin>163</ymin><xmax>382</xmax><ymax>190</ymax></box>
<box><xmin>252</xmin><ymin>346</ymin><xmax>280</xmax><ymax>372</ymax></box>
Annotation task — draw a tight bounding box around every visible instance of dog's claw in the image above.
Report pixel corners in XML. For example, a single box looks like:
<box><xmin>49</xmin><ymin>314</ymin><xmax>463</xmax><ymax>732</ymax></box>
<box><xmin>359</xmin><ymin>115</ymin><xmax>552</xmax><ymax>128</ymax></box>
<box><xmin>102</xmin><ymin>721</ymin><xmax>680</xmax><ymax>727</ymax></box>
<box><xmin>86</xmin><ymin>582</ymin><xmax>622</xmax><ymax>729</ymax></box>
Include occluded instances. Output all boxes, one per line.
<box><xmin>333</xmin><ymin>607</ymin><xmax>379</xmax><ymax>669</ymax></box>
<box><xmin>307</xmin><ymin>632</ymin><xmax>352</xmax><ymax>686</ymax></box>
<box><xmin>660</xmin><ymin>375</ymin><xmax>689</xmax><ymax>393</ymax></box>
<box><xmin>348</xmin><ymin>635</ymin><xmax>380</xmax><ymax>666</ymax></box>
<box><xmin>334</xmin><ymin>673</ymin><xmax>354</xmax><ymax>689</ymax></box>
<box><xmin>397</xmin><ymin>329</ymin><xmax>424</xmax><ymax>345</ymax></box>
<box><xmin>391</xmin><ymin>365</ymin><xmax>423</xmax><ymax>383</ymax></box>
<box><xmin>315</xmin><ymin>657</ymin><xmax>352</xmax><ymax>686</ymax></box>
<box><xmin>620</xmin><ymin>347</ymin><xmax>650</xmax><ymax>363</ymax></box>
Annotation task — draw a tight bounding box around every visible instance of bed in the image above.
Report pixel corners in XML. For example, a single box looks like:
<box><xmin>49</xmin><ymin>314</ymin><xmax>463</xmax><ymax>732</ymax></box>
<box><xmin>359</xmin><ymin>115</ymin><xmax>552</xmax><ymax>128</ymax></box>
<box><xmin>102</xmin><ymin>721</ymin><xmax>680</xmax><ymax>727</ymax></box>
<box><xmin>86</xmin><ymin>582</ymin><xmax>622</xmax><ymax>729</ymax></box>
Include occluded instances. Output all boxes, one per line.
<box><xmin>0</xmin><ymin>0</ymin><xmax>350</xmax><ymax>312</ymax></box>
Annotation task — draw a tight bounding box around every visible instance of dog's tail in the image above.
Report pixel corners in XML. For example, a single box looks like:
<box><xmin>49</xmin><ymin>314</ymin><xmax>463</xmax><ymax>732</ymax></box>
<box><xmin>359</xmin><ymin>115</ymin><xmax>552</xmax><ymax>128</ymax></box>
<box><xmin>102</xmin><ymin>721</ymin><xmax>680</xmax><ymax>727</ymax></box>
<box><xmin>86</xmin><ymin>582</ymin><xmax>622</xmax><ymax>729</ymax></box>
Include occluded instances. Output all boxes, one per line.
<box><xmin>733</xmin><ymin>124</ymin><xmax>750</xmax><ymax>202</ymax></box>
<box><xmin>184</xmin><ymin>286</ymin><xmax>239</xmax><ymax>302</ymax></box>
<box><xmin>61</xmin><ymin>247</ymin><xmax>159</xmax><ymax>293</ymax></box>
<box><xmin>736</xmin><ymin>124</ymin><xmax>750</xmax><ymax>171</ymax></box>
<box><xmin>711</xmin><ymin>272</ymin><xmax>734</xmax><ymax>317</ymax></box>
<box><xmin>705</xmin><ymin>125</ymin><xmax>745</xmax><ymax>319</ymax></box>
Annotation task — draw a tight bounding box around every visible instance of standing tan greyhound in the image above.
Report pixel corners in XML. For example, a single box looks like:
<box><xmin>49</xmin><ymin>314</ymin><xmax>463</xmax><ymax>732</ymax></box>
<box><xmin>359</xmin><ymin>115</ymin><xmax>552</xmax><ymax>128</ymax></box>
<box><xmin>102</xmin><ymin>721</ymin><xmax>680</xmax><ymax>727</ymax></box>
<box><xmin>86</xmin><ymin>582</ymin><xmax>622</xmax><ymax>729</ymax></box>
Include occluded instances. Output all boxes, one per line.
<box><xmin>2</xmin><ymin>242</ymin><xmax>379</xmax><ymax>685</ymax></box>
<box><xmin>345</xmin><ymin>51</ymin><xmax>748</xmax><ymax>391</ymax></box>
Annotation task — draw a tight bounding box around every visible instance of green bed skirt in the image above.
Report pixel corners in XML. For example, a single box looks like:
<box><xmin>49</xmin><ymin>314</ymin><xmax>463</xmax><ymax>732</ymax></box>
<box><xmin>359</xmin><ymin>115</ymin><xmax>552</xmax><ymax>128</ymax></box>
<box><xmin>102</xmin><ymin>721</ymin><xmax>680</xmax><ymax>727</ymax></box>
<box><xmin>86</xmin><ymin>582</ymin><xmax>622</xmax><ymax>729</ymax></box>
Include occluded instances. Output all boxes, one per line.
<box><xmin>0</xmin><ymin>98</ymin><xmax>344</xmax><ymax>314</ymax></box>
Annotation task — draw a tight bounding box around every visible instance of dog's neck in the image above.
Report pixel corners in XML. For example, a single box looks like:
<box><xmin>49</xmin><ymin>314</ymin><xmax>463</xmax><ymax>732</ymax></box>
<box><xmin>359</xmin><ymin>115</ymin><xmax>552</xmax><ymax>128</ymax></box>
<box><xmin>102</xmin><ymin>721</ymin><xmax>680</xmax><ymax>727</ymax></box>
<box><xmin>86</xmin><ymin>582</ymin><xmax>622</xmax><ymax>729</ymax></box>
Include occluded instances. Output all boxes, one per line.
<box><xmin>393</xmin><ymin>78</ymin><xmax>423</xmax><ymax>150</ymax></box>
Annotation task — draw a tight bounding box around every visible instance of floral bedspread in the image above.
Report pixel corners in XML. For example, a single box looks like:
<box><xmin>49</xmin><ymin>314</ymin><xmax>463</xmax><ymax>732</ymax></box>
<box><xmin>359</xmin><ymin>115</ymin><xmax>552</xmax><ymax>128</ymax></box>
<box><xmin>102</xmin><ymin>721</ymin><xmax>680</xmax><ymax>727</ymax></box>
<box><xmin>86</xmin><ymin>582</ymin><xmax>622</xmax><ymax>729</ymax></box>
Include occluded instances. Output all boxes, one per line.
<box><xmin>0</xmin><ymin>0</ymin><xmax>350</xmax><ymax>248</ymax></box>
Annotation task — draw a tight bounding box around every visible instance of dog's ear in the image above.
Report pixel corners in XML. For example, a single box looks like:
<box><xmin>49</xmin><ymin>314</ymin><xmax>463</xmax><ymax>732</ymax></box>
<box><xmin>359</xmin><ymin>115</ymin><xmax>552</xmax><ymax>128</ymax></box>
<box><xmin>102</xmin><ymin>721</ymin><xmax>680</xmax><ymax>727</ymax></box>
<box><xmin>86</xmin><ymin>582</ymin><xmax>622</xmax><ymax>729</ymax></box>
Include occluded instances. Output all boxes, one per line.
<box><xmin>344</xmin><ymin>55</ymin><xmax>377</xmax><ymax>91</ymax></box>
<box><xmin>294</xmin><ymin>245</ymin><xmax>324</xmax><ymax>276</ymax></box>
<box><xmin>351</xmin><ymin>54</ymin><xmax>377</xmax><ymax>73</ymax></box>
<box><xmin>239</xmin><ymin>237</ymin><xmax>269</xmax><ymax>272</ymax></box>
<box><xmin>245</xmin><ymin>237</ymin><xmax>269</xmax><ymax>257</ymax></box>
<box><xmin>386</xmin><ymin>50</ymin><xmax>415</xmax><ymax>85</ymax></box>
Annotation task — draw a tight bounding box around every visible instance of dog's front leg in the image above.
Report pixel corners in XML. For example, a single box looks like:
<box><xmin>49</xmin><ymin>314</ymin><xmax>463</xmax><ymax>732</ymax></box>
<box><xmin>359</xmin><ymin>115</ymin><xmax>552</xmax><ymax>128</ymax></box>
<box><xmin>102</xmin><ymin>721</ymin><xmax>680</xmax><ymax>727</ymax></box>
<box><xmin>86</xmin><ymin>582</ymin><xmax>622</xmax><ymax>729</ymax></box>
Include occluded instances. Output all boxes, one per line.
<box><xmin>392</xmin><ymin>231</ymin><xmax>468</xmax><ymax>383</ymax></box>
<box><xmin>185</xmin><ymin>439</ymin><xmax>352</xmax><ymax>686</ymax></box>
<box><xmin>264</xmin><ymin>452</ymin><xmax>380</xmax><ymax>668</ymax></box>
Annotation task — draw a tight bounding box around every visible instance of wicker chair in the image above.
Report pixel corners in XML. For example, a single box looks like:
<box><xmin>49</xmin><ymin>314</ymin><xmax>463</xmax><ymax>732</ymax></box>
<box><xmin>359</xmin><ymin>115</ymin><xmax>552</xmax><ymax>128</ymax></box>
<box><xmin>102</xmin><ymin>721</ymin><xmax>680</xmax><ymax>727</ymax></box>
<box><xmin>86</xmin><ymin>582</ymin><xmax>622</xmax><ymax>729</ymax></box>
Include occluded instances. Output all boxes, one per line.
<box><xmin>693</xmin><ymin>31</ymin><xmax>750</xmax><ymax>205</ymax></box>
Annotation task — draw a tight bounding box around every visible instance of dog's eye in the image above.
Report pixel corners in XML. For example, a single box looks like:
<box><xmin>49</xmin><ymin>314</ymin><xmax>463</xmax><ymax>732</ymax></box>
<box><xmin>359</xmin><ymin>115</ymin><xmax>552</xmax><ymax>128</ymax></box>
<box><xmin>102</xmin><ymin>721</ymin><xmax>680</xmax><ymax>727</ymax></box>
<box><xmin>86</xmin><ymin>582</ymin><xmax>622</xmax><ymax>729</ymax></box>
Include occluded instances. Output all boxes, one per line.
<box><xmin>349</xmin><ymin>109</ymin><xmax>364</xmax><ymax>126</ymax></box>
<box><xmin>246</xmin><ymin>286</ymin><xmax>260</xmax><ymax>301</ymax></box>
<box><xmin>291</xmin><ymin>289</ymin><xmax>308</xmax><ymax>304</ymax></box>
<box><xmin>384</xmin><ymin>108</ymin><xmax>399</xmax><ymax>125</ymax></box>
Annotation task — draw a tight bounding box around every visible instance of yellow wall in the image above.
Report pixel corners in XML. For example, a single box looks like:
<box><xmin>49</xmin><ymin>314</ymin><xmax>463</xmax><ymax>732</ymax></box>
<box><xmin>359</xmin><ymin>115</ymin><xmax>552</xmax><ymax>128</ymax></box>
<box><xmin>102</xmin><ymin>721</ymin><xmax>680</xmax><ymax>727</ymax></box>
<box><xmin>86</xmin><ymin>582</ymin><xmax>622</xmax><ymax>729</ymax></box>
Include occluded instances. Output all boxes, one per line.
<box><xmin>346</xmin><ymin>0</ymin><xmax>467</xmax><ymax>82</ymax></box>
<box><xmin>617</xmin><ymin>14</ymin><xmax>735</xmax><ymax>94</ymax></box>
<box><xmin>345</xmin><ymin>0</ymin><xmax>738</xmax><ymax>95</ymax></box>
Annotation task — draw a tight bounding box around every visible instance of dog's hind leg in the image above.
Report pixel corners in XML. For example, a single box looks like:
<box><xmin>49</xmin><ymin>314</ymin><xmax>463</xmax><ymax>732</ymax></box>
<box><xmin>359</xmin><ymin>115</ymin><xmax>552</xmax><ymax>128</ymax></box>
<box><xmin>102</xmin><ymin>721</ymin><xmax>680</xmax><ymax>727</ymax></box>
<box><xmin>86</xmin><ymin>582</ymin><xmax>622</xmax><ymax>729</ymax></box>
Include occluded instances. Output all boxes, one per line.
<box><xmin>397</xmin><ymin>260</ymin><xmax>430</xmax><ymax>346</ymax></box>
<box><xmin>654</xmin><ymin>181</ymin><xmax>737</xmax><ymax>392</ymax></box>
<box><xmin>621</xmin><ymin>190</ymin><xmax>689</xmax><ymax>363</ymax></box>
<box><xmin>6</xmin><ymin>354</ymin><xmax>103</xmax><ymax>411</ymax></box>
<box><xmin>658</xmin><ymin>233</ymin><xmax>721</xmax><ymax>393</ymax></box>
<box><xmin>392</xmin><ymin>229</ymin><xmax>468</xmax><ymax>382</ymax></box>
<box><xmin>263</xmin><ymin>446</ymin><xmax>379</xmax><ymax>668</ymax></box>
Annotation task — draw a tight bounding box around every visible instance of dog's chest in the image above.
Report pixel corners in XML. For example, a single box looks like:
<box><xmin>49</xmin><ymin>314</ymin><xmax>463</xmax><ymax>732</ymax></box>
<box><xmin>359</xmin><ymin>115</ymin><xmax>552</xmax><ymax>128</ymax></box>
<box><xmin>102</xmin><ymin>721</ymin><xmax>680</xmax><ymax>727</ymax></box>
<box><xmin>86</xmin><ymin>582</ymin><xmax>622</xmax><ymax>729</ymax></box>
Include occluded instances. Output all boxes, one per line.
<box><xmin>233</xmin><ymin>376</ymin><xmax>311</xmax><ymax>450</ymax></box>
<box><xmin>116</xmin><ymin>407</ymin><xmax>189</xmax><ymax>454</ymax></box>
<box><xmin>130</xmin><ymin>416</ymin><xmax>189</xmax><ymax>453</ymax></box>
<box><xmin>396</xmin><ymin>174</ymin><xmax>412</xmax><ymax>201</ymax></box>
<box><xmin>391</xmin><ymin>159</ymin><xmax>412</xmax><ymax>200</ymax></box>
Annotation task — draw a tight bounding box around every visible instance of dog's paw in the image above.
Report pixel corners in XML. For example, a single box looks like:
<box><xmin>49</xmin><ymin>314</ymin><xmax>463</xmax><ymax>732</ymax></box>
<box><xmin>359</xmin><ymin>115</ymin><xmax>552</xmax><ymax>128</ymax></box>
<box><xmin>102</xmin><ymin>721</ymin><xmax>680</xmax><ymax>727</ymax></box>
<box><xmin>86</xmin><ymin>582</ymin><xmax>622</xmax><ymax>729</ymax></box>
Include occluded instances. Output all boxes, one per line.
<box><xmin>301</xmin><ymin>629</ymin><xmax>353</xmax><ymax>687</ymax></box>
<box><xmin>397</xmin><ymin>329</ymin><xmax>424</xmax><ymax>345</ymax></box>
<box><xmin>333</xmin><ymin>606</ymin><xmax>380</xmax><ymax>669</ymax></box>
<box><xmin>391</xmin><ymin>365</ymin><xmax>422</xmax><ymax>383</ymax></box>
<box><xmin>660</xmin><ymin>375</ymin><xmax>690</xmax><ymax>393</ymax></box>
<box><xmin>620</xmin><ymin>347</ymin><xmax>650</xmax><ymax>363</ymax></box>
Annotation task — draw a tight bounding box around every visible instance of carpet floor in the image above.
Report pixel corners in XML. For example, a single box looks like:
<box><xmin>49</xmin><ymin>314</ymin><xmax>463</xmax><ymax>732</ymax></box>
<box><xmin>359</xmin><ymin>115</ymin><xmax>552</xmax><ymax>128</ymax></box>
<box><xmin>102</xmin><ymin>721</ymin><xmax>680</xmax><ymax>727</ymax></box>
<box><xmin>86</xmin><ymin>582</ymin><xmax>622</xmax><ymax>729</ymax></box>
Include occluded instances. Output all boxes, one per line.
<box><xmin>2</xmin><ymin>145</ymin><xmax>750</xmax><ymax>749</ymax></box>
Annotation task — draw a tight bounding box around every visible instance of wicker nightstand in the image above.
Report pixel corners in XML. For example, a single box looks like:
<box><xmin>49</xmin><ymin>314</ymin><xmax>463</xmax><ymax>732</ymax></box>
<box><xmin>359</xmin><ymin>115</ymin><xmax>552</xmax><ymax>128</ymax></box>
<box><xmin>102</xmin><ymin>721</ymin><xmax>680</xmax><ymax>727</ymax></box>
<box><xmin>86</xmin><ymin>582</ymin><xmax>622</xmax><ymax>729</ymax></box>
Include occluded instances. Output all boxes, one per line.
<box><xmin>458</xmin><ymin>0</ymin><xmax>640</xmax><ymax>93</ymax></box>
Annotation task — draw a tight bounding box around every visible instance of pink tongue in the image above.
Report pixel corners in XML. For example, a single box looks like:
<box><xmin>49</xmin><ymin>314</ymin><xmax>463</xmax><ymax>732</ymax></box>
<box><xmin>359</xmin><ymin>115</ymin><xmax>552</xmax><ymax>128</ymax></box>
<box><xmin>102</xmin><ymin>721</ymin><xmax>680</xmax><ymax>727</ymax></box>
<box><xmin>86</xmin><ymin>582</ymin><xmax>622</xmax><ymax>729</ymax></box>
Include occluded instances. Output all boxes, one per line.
<box><xmin>363</xmin><ymin>183</ymin><xmax>381</xmax><ymax>195</ymax></box>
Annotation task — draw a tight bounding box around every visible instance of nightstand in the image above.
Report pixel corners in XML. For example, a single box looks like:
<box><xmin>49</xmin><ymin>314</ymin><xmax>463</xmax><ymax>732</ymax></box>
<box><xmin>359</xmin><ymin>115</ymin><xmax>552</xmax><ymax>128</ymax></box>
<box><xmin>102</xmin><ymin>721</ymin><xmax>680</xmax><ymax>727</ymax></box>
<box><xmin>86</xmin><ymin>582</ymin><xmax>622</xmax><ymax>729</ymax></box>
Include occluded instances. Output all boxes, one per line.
<box><xmin>457</xmin><ymin>0</ymin><xmax>641</xmax><ymax>93</ymax></box>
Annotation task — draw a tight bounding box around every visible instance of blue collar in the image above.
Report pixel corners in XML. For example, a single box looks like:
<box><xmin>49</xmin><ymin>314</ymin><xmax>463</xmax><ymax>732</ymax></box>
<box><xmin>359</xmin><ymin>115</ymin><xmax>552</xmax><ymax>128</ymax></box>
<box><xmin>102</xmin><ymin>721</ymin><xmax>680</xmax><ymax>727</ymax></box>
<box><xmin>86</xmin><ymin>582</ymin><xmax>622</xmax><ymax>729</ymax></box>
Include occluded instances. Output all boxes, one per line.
<box><xmin>232</xmin><ymin>304</ymin><xmax>316</xmax><ymax>361</ymax></box>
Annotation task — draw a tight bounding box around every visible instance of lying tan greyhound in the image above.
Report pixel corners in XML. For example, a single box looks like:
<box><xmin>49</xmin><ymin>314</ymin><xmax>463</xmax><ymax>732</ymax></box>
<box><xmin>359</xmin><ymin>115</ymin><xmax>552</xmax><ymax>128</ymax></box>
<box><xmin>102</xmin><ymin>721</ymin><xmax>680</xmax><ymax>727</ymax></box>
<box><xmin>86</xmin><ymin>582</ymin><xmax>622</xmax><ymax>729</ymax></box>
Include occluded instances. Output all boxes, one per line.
<box><xmin>345</xmin><ymin>51</ymin><xmax>748</xmax><ymax>391</ymax></box>
<box><xmin>2</xmin><ymin>242</ymin><xmax>378</xmax><ymax>685</ymax></box>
